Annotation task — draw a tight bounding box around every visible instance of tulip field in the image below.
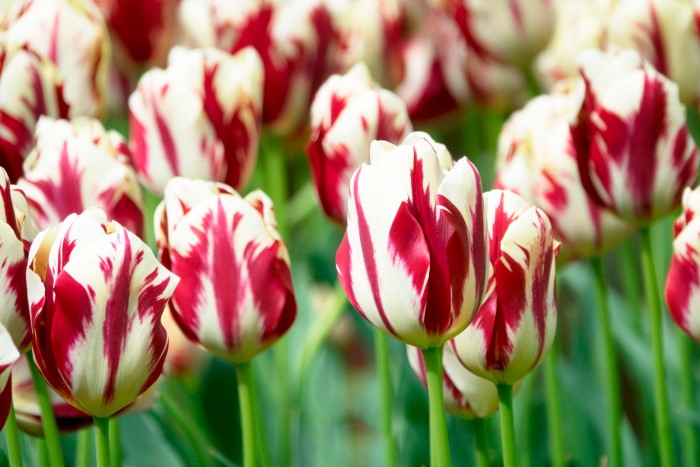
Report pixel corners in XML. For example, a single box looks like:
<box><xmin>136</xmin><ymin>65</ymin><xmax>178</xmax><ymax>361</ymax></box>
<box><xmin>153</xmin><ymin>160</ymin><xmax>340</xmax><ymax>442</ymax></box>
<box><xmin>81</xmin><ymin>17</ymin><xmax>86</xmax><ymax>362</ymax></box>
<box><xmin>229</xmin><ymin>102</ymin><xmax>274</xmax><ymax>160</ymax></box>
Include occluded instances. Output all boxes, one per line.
<box><xmin>4</xmin><ymin>0</ymin><xmax>700</xmax><ymax>466</ymax></box>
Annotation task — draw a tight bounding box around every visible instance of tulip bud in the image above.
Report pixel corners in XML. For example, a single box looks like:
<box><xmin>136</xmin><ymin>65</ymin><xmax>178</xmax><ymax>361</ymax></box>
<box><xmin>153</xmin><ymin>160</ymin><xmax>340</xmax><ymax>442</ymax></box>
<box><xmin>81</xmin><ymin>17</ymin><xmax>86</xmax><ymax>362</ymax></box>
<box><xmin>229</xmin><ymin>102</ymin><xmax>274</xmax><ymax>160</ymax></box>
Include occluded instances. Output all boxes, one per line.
<box><xmin>17</xmin><ymin>117</ymin><xmax>144</xmax><ymax>237</ymax></box>
<box><xmin>156</xmin><ymin>177</ymin><xmax>297</xmax><ymax>364</ymax></box>
<box><xmin>0</xmin><ymin>167</ymin><xmax>38</xmax><ymax>352</ymax></box>
<box><xmin>451</xmin><ymin>189</ymin><xmax>558</xmax><ymax>385</ymax></box>
<box><xmin>407</xmin><ymin>344</ymin><xmax>498</xmax><ymax>419</ymax></box>
<box><xmin>129</xmin><ymin>46</ymin><xmax>263</xmax><ymax>196</ymax></box>
<box><xmin>161</xmin><ymin>308</ymin><xmax>208</xmax><ymax>377</ymax></box>
<box><xmin>495</xmin><ymin>90</ymin><xmax>633</xmax><ymax>262</ymax></box>
<box><xmin>27</xmin><ymin>208</ymin><xmax>179</xmax><ymax>417</ymax></box>
<box><xmin>0</xmin><ymin>323</ymin><xmax>19</xmax><ymax>430</ymax></box>
<box><xmin>307</xmin><ymin>63</ymin><xmax>412</xmax><ymax>224</ymax></box>
<box><xmin>571</xmin><ymin>49</ymin><xmax>699</xmax><ymax>224</ymax></box>
<box><xmin>336</xmin><ymin>132</ymin><xmax>489</xmax><ymax>348</ymax></box>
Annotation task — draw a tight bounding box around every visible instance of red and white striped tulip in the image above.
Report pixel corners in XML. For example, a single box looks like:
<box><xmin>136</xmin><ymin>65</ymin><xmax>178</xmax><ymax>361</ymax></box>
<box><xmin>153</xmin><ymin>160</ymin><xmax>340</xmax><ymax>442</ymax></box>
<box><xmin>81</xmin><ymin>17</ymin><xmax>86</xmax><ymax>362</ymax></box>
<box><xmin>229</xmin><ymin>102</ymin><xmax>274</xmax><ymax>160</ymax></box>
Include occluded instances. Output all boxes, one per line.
<box><xmin>27</xmin><ymin>208</ymin><xmax>178</xmax><ymax>417</ymax></box>
<box><xmin>495</xmin><ymin>91</ymin><xmax>633</xmax><ymax>262</ymax></box>
<box><xmin>407</xmin><ymin>344</ymin><xmax>498</xmax><ymax>419</ymax></box>
<box><xmin>129</xmin><ymin>46</ymin><xmax>263</xmax><ymax>196</ymax></box>
<box><xmin>0</xmin><ymin>167</ymin><xmax>38</xmax><ymax>352</ymax></box>
<box><xmin>451</xmin><ymin>189</ymin><xmax>558</xmax><ymax>385</ymax></box>
<box><xmin>0</xmin><ymin>323</ymin><xmax>19</xmax><ymax>430</ymax></box>
<box><xmin>607</xmin><ymin>0</ymin><xmax>700</xmax><ymax>106</ymax></box>
<box><xmin>18</xmin><ymin>117</ymin><xmax>144</xmax><ymax>236</ymax></box>
<box><xmin>336</xmin><ymin>132</ymin><xmax>489</xmax><ymax>348</ymax></box>
<box><xmin>307</xmin><ymin>63</ymin><xmax>412</xmax><ymax>224</ymax></box>
<box><xmin>1</xmin><ymin>0</ymin><xmax>111</xmax><ymax>118</ymax></box>
<box><xmin>156</xmin><ymin>177</ymin><xmax>297</xmax><ymax>364</ymax></box>
<box><xmin>178</xmin><ymin>0</ymin><xmax>340</xmax><ymax>134</ymax></box>
<box><xmin>571</xmin><ymin>49</ymin><xmax>699</xmax><ymax>224</ymax></box>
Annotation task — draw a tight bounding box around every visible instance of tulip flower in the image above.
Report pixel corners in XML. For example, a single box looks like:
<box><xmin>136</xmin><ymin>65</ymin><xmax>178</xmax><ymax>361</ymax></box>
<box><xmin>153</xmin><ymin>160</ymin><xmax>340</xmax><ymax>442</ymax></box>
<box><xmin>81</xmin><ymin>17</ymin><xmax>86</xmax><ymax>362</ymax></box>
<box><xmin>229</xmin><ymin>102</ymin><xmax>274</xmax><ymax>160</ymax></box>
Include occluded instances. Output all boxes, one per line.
<box><xmin>27</xmin><ymin>208</ymin><xmax>179</xmax><ymax>418</ymax></box>
<box><xmin>607</xmin><ymin>0</ymin><xmax>700</xmax><ymax>106</ymax></box>
<box><xmin>129</xmin><ymin>46</ymin><xmax>263</xmax><ymax>196</ymax></box>
<box><xmin>495</xmin><ymin>91</ymin><xmax>633</xmax><ymax>262</ymax></box>
<box><xmin>156</xmin><ymin>177</ymin><xmax>297</xmax><ymax>364</ymax></box>
<box><xmin>161</xmin><ymin>309</ymin><xmax>207</xmax><ymax>377</ymax></box>
<box><xmin>0</xmin><ymin>323</ymin><xmax>20</xmax><ymax>431</ymax></box>
<box><xmin>18</xmin><ymin>117</ymin><xmax>144</xmax><ymax>237</ymax></box>
<box><xmin>571</xmin><ymin>49</ymin><xmax>698</xmax><ymax>224</ymax></box>
<box><xmin>0</xmin><ymin>167</ymin><xmax>38</xmax><ymax>352</ymax></box>
<box><xmin>307</xmin><ymin>63</ymin><xmax>412</xmax><ymax>224</ymax></box>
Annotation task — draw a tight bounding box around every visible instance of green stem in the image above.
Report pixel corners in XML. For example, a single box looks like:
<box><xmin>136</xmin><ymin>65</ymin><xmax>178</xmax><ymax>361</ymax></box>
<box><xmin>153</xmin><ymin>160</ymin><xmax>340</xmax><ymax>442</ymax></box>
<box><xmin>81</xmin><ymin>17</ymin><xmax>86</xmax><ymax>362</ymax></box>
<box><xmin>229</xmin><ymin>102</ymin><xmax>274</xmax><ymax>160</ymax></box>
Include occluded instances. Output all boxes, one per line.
<box><xmin>75</xmin><ymin>429</ymin><xmax>91</xmax><ymax>467</ymax></box>
<box><xmin>374</xmin><ymin>330</ymin><xmax>397</xmax><ymax>467</ymax></box>
<box><xmin>236</xmin><ymin>362</ymin><xmax>257</xmax><ymax>467</ymax></box>
<box><xmin>591</xmin><ymin>257</ymin><xmax>623</xmax><ymax>467</ymax></box>
<box><xmin>160</xmin><ymin>392</ymin><xmax>213</xmax><ymax>467</ymax></box>
<box><xmin>472</xmin><ymin>418</ymin><xmax>490</xmax><ymax>467</ymax></box>
<box><xmin>421</xmin><ymin>345</ymin><xmax>451</xmax><ymax>467</ymax></box>
<box><xmin>108</xmin><ymin>418</ymin><xmax>121</xmax><ymax>467</ymax></box>
<box><xmin>92</xmin><ymin>417</ymin><xmax>110</xmax><ymax>467</ymax></box>
<box><xmin>679</xmin><ymin>331</ymin><xmax>698</xmax><ymax>467</ymax></box>
<box><xmin>639</xmin><ymin>226</ymin><xmax>673</xmax><ymax>467</ymax></box>
<box><xmin>5</xmin><ymin>402</ymin><xmax>23</xmax><ymax>467</ymax></box>
<box><xmin>497</xmin><ymin>384</ymin><xmax>517</xmax><ymax>467</ymax></box>
<box><xmin>27</xmin><ymin>354</ymin><xmax>65</xmax><ymax>467</ymax></box>
<box><xmin>544</xmin><ymin>350</ymin><xmax>565</xmax><ymax>467</ymax></box>
<box><xmin>36</xmin><ymin>438</ymin><xmax>49</xmax><ymax>467</ymax></box>
<box><xmin>621</xmin><ymin>238</ymin><xmax>642</xmax><ymax>332</ymax></box>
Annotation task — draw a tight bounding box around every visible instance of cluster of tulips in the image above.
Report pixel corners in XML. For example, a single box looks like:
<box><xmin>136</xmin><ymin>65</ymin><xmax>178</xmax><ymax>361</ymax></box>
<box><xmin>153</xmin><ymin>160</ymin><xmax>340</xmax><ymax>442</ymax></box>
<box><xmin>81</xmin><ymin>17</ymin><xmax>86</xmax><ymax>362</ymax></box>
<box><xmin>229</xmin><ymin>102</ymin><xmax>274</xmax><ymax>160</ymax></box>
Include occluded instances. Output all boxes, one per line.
<box><xmin>2</xmin><ymin>0</ymin><xmax>700</xmax><ymax>466</ymax></box>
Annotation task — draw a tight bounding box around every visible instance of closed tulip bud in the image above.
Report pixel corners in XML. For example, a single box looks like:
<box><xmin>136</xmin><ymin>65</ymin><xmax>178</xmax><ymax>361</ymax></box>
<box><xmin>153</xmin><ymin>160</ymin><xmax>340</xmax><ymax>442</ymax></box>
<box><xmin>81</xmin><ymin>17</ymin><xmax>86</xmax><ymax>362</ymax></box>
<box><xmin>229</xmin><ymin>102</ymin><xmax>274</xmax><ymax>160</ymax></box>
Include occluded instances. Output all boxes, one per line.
<box><xmin>451</xmin><ymin>190</ymin><xmax>558</xmax><ymax>385</ymax></box>
<box><xmin>156</xmin><ymin>177</ymin><xmax>297</xmax><ymax>364</ymax></box>
<box><xmin>129</xmin><ymin>47</ymin><xmax>263</xmax><ymax>196</ymax></box>
<box><xmin>308</xmin><ymin>63</ymin><xmax>412</xmax><ymax>224</ymax></box>
<box><xmin>0</xmin><ymin>167</ymin><xmax>38</xmax><ymax>352</ymax></box>
<box><xmin>495</xmin><ymin>91</ymin><xmax>633</xmax><ymax>262</ymax></box>
<box><xmin>336</xmin><ymin>132</ymin><xmax>489</xmax><ymax>348</ymax></box>
<box><xmin>17</xmin><ymin>117</ymin><xmax>144</xmax><ymax>237</ymax></box>
<box><xmin>407</xmin><ymin>344</ymin><xmax>498</xmax><ymax>419</ymax></box>
<box><xmin>0</xmin><ymin>323</ymin><xmax>19</xmax><ymax>430</ymax></box>
<box><xmin>674</xmin><ymin>187</ymin><xmax>700</xmax><ymax>236</ymax></box>
<box><xmin>27</xmin><ymin>208</ymin><xmax>179</xmax><ymax>417</ymax></box>
<box><xmin>1</xmin><ymin>0</ymin><xmax>110</xmax><ymax>118</ymax></box>
<box><xmin>608</xmin><ymin>0</ymin><xmax>700</xmax><ymax>106</ymax></box>
<box><xmin>571</xmin><ymin>49</ymin><xmax>699</xmax><ymax>224</ymax></box>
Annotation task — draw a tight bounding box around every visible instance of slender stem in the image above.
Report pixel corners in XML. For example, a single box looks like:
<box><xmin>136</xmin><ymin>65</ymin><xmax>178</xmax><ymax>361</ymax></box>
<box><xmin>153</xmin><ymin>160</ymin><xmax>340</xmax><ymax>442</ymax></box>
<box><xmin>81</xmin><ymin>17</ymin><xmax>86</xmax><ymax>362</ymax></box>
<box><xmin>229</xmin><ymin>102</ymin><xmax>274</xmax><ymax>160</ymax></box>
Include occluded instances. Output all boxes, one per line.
<box><xmin>108</xmin><ymin>418</ymin><xmax>121</xmax><ymax>467</ymax></box>
<box><xmin>5</xmin><ymin>402</ymin><xmax>23</xmax><ymax>467</ymax></box>
<box><xmin>374</xmin><ymin>330</ymin><xmax>397</xmax><ymax>467</ymax></box>
<box><xmin>679</xmin><ymin>331</ymin><xmax>698</xmax><ymax>467</ymax></box>
<box><xmin>36</xmin><ymin>438</ymin><xmax>49</xmax><ymax>467</ymax></box>
<box><xmin>160</xmin><ymin>392</ymin><xmax>213</xmax><ymax>467</ymax></box>
<box><xmin>236</xmin><ymin>362</ymin><xmax>257</xmax><ymax>467</ymax></box>
<box><xmin>497</xmin><ymin>384</ymin><xmax>517</xmax><ymax>467</ymax></box>
<box><xmin>27</xmin><ymin>354</ymin><xmax>65</xmax><ymax>467</ymax></box>
<box><xmin>544</xmin><ymin>350</ymin><xmax>565</xmax><ymax>467</ymax></box>
<box><xmin>591</xmin><ymin>257</ymin><xmax>623</xmax><ymax>467</ymax></box>
<box><xmin>472</xmin><ymin>418</ymin><xmax>490</xmax><ymax>467</ymax></box>
<box><xmin>421</xmin><ymin>345</ymin><xmax>451</xmax><ymax>467</ymax></box>
<box><xmin>639</xmin><ymin>226</ymin><xmax>673</xmax><ymax>467</ymax></box>
<box><xmin>251</xmin><ymin>362</ymin><xmax>272</xmax><ymax>467</ymax></box>
<box><xmin>620</xmin><ymin>238</ymin><xmax>642</xmax><ymax>332</ymax></box>
<box><xmin>92</xmin><ymin>417</ymin><xmax>110</xmax><ymax>467</ymax></box>
<box><xmin>75</xmin><ymin>429</ymin><xmax>91</xmax><ymax>467</ymax></box>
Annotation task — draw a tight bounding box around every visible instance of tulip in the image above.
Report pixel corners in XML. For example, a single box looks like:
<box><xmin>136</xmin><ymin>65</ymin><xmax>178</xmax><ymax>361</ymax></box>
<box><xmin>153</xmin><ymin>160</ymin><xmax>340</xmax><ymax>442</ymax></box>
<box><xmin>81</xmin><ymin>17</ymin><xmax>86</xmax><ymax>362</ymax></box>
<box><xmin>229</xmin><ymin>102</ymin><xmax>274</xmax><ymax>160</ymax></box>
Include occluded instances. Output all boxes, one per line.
<box><xmin>161</xmin><ymin>308</ymin><xmax>208</xmax><ymax>377</ymax></box>
<box><xmin>129</xmin><ymin>46</ymin><xmax>263</xmax><ymax>196</ymax></box>
<box><xmin>571</xmin><ymin>49</ymin><xmax>699</xmax><ymax>224</ymax></box>
<box><xmin>495</xmin><ymin>91</ymin><xmax>633</xmax><ymax>262</ymax></box>
<box><xmin>0</xmin><ymin>323</ymin><xmax>20</xmax><ymax>430</ymax></box>
<box><xmin>307</xmin><ymin>63</ymin><xmax>412</xmax><ymax>224</ymax></box>
<box><xmin>0</xmin><ymin>167</ymin><xmax>38</xmax><ymax>352</ymax></box>
<box><xmin>27</xmin><ymin>208</ymin><xmax>179</xmax><ymax>418</ymax></box>
<box><xmin>156</xmin><ymin>177</ymin><xmax>297</xmax><ymax>364</ymax></box>
<box><xmin>607</xmin><ymin>0</ymin><xmax>700</xmax><ymax>106</ymax></box>
<box><xmin>336</xmin><ymin>131</ymin><xmax>488</xmax><ymax>348</ymax></box>
<box><xmin>17</xmin><ymin>117</ymin><xmax>144</xmax><ymax>237</ymax></box>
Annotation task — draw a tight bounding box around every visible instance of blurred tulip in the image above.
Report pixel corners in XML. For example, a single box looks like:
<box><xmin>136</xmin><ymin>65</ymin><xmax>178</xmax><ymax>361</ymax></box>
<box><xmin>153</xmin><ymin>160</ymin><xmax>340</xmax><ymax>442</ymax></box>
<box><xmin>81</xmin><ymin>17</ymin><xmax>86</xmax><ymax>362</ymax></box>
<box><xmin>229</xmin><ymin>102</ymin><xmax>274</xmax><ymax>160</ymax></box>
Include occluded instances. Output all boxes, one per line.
<box><xmin>451</xmin><ymin>189</ymin><xmax>558</xmax><ymax>385</ymax></box>
<box><xmin>0</xmin><ymin>323</ymin><xmax>19</xmax><ymax>430</ymax></box>
<box><xmin>178</xmin><ymin>0</ymin><xmax>340</xmax><ymax>134</ymax></box>
<box><xmin>27</xmin><ymin>208</ymin><xmax>178</xmax><ymax>417</ymax></box>
<box><xmin>129</xmin><ymin>46</ymin><xmax>263</xmax><ymax>196</ymax></box>
<box><xmin>495</xmin><ymin>90</ymin><xmax>633</xmax><ymax>262</ymax></box>
<box><xmin>465</xmin><ymin>51</ymin><xmax>529</xmax><ymax>112</ymax></box>
<box><xmin>608</xmin><ymin>0</ymin><xmax>700</xmax><ymax>106</ymax></box>
<box><xmin>156</xmin><ymin>177</ymin><xmax>296</xmax><ymax>364</ymax></box>
<box><xmin>0</xmin><ymin>167</ymin><xmax>38</xmax><ymax>351</ymax></box>
<box><xmin>336</xmin><ymin>132</ymin><xmax>488</xmax><ymax>348</ymax></box>
<box><xmin>18</xmin><ymin>117</ymin><xmax>144</xmax><ymax>237</ymax></box>
<box><xmin>161</xmin><ymin>308</ymin><xmax>208</xmax><ymax>377</ymax></box>
<box><xmin>307</xmin><ymin>63</ymin><xmax>412</xmax><ymax>224</ymax></box>
<box><xmin>571</xmin><ymin>49</ymin><xmax>698</xmax><ymax>224</ymax></box>
<box><xmin>407</xmin><ymin>344</ymin><xmax>498</xmax><ymax>419</ymax></box>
